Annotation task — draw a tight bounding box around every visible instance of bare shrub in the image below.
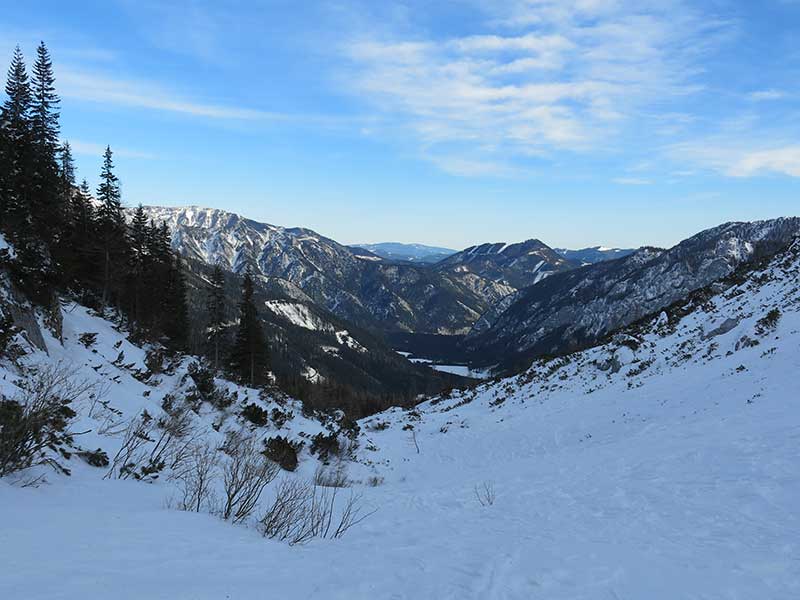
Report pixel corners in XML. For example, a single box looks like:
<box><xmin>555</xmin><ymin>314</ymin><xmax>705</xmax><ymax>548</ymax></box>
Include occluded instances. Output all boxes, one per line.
<box><xmin>474</xmin><ymin>481</ymin><xmax>496</xmax><ymax>507</ymax></box>
<box><xmin>258</xmin><ymin>479</ymin><xmax>311</xmax><ymax>543</ymax></box>
<box><xmin>106</xmin><ymin>410</ymin><xmax>155</xmax><ymax>479</ymax></box>
<box><xmin>366</xmin><ymin>475</ymin><xmax>384</xmax><ymax>487</ymax></box>
<box><xmin>106</xmin><ymin>399</ymin><xmax>199</xmax><ymax>481</ymax></box>
<box><xmin>220</xmin><ymin>434</ymin><xmax>279</xmax><ymax>523</ymax></box>
<box><xmin>0</xmin><ymin>364</ymin><xmax>104</xmax><ymax>478</ymax></box>
<box><xmin>260</xmin><ymin>479</ymin><xmax>375</xmax><ymax>545</ymax></box>
<box><xmin>173</xmin><ymin>442</ymin><xmax>220</xmax><ymax>513</ymax></box>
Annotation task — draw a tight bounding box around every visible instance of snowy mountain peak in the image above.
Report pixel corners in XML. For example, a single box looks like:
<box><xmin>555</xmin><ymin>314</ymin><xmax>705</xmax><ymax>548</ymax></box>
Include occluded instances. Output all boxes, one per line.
<box><xmin>437</xmin><ymin>237</ymin><xmax>578</xmax><ymax>290</ymax></box>
<box><xmin>137</xmin><ymin>205</ymin><xmax>508</xmax><ymax>335</ymax></box>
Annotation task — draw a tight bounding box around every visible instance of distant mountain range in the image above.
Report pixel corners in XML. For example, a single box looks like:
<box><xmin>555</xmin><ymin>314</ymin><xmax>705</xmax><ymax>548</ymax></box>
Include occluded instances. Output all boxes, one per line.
<box><xmin>139</xmin><ymin>206</ymin><xmax>508</xmax><ymax>335</ymax></box>
<box><xmin>467</xmin><ymin>218</ymin><xmax>800</xmax><ymax>370</ymax></box>
<box><xmin>355</xmin><ymin>242</ymin><xmax>634</xmax><ymax>267</ymax></box>
<box><xmin>139</xmin><ymin>206</ymin><xmax>800</xmax><ymax>378</ymax></box>
<box><xmin>351</xmin><ymin>242</ymin><xmax>457</xmax><ymax>264</ymax></box>
<box><xmin>554</xmin><ymin>246</ymin><xmax>636</xmax><ymax>265</ymax></box>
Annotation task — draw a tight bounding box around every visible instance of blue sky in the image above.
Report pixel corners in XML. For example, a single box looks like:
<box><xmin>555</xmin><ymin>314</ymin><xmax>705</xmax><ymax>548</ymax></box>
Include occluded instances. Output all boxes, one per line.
<box><xmin>2</xmin><ymin>0</ymin><xmax>799</xmax><ymax>250</ymax></box>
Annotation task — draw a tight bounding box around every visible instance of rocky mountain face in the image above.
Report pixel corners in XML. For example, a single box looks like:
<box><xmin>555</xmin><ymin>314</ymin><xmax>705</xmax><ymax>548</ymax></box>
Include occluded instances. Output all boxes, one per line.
<box><xmin>555</xmin><ymin>246</ymin><xmax>636</xmax><ymax>265</ymax></box>
<box><xmin>436</xmin><ymin>239</ymin><xmax>579</xmax><ymax>290</ymax></box>
<box><xmin>140</xmin><ymin>206</ymin><xmax>506</xmax><ymax>335</ymax></box>
<box><xmin>467</xmin><ymin>218</ymin><xmax>800</xmax><ymax>370</ymax></box>
<box><xmin>351</xmin><ymin>242</ymin><xmax>456</xmax><ymax>264</ymax></box>
<box><xmin>178</xmin><ymin>258</ymin><xmax>462</xmax><ymax>410</ymax></box>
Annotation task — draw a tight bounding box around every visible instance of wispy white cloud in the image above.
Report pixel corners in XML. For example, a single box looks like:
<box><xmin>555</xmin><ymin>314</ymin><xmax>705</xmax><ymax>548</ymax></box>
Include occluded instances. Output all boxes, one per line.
<box><xmin>69</xmin><ymin>140</ymin><xmax>157</xmax><ymax>160</ymax></box>
<box><xmin>749</xmin><ymin>89</ymin><xmax>786</xmax><ymax>101</ymax></box>
<box><xmin>613</xmin><ymin>177</ymin><xmax>651</xmax><ymax>185</ymax></box>
<box><xmin>668</xmin><ymin>142</ymin><xmax>800</xmax><ymax>178</ymax></box>
<box><xmin>424</xmin><ymin>153</ymin><xmax>522</xmax><ymax>178</ymax></box>
<box><xmin>341</xmin><ymin>0</ymin><xmax>728</xmax><ymax>176</ymax></box>
<box><xmin>59</xmin><ymin>69</ymin><xmax>283</xmax><ymax>121</ymax></box>
<box><xmin>728</xmin><ymin>147</ymin><xmax>800</xmax><ymax>177</ymax></box>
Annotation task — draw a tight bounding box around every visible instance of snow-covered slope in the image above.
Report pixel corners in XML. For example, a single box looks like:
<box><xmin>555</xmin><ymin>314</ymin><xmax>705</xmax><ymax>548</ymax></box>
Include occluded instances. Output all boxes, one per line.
<box><xmin>351</xmin><ymin>236</ymin><xmax>800</xmax><ymax>598</ymax></box>
<box><xmin>2</xmin><ymin>234</ymin><xmax>798</xmax><ymax>599</ymax></box>
<box><xmin>0</xmin><ymin>301</ymin><xmax>331</xmax><ymax>474</ymax></box>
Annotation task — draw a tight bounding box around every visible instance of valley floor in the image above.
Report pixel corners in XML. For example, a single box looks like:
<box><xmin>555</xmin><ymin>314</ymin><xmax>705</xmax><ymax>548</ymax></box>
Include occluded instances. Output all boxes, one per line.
<box><xmin>2</xmin><ymin>340</ymin><xmax>798</xmax><ymax>599</ymax></box>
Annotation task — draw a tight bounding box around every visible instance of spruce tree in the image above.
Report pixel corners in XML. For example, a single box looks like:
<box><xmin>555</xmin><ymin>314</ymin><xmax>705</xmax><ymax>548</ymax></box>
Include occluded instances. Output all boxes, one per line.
<box><xmin>30</xmin><ymin>42</ymin><xmax>59</xmax><ymax>153</ymax></box>
<box><xmin>95</xmin><ymin>146</ymin><xmax>127</xmax><ymax>308</ymax></box>
<box><xmin>69</xmin><ymin>179</ymin><xmax>96</xmax><ymax>295</ymax></box>
<box><xmin>140</xmin><ymin>219</ymin><xmax>168</xmax><ymax>327</ymax></box>
<box><xmin>228</xmin><ymin>270</ymin><xmax>270</xmax><ymax>386</ymax></box>
<box><xmin>58</xmin><ymin>141</ymin><xmax>75</xmax><ymax>203</ymax></box>
<box><xmin>0</xmin><ymin>46</ymin><xmax>32</xmax><ymax>232</ymax></box>
<box><xmin>162</xmin><ymin>254</ymin><xmax>189</xmax><ymax>349</ymax></box>
<box><xmin>206</xmin><ymin>264</ymin><xmax>226</xmax><ymax>369</ymax></box>
<box><xmin>55</xmin><ymin>141</ymin><xmax>77</xmax><ymax>285</ymax></box>
<box><xmin>0</xmin><ymin>46</ymin><xmax>55</xmax><ymax>302</ymax></box>
<box><xmin>127</xmin><ymin>204</ymin><xmax>150</xmax><ymax>324</ymax></box>
<box><xmin>29</xmin><ymin>42</ymin><xmax>62</xmax><ymax>246</ymax></box>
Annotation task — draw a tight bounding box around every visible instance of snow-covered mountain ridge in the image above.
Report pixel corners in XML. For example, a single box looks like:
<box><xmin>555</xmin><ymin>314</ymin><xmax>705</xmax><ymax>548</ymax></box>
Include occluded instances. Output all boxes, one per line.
<box><xmin>468</xmin><ymin>217</ymin><xmax>800</xmax><ymax>368</ymax></box>
<box><xmin>554</xmin><ymin>245</ymin><xmax>636</xmax><ymax>265</ymax></box>
<box><xmin>141</xmin><ymin>205</ymin><xmax>509</xmax><ymax>335</ymax></box>
<box><xmin>351</xmin><ymin>242</ymin><xmax>457</xmax><ymax>263</ymax></box>
<box><xmin>435</xmin><ymin>238</ymin><xmax>579</xmax><ymax>289</ymax></box>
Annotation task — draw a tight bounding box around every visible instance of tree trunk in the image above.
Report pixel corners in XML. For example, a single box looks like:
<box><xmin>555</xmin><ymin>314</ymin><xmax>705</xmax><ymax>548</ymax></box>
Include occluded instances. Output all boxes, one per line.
<box><xmin>102</xmin><ymin>247</ymin><xmax>110</xmax><ymax>307</ymax></box>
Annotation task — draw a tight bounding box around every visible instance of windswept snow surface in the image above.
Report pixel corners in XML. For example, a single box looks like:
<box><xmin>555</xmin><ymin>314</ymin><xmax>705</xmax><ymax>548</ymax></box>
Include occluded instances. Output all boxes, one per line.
<box><xmin>2</xmin><ymin>244</ymin><xmax>800</xmax><ymax>598</ymax></box>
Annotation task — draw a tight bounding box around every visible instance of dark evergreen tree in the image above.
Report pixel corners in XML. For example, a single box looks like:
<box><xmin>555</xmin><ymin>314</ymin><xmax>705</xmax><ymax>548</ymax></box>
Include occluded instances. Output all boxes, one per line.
<box><xmin>228</xmin><ymin>270</ymin><xmax>270</xmax><ymax>386</ymax></box>
<box><xmin>53</xmin><ymin>141</ymin><xmax>77</xmax><ymax>284</ymax></box>
<box><xmin>139</xmin><ymin>218</ymin><xmax>168</xmax><ymax>329</ymax></box>
<box><xmin>68</xmin><ymin>179</ymin><xmax>96</xmax><ymax>295</ymax></box>
<box><xmin>0</xmin><ymin>46</ymin><xmax>32</xmax><ymax>233</ymax></box>
<box><xmin>0</xmin><ymin>46</ymin><xmax>54</xmax><ymax>302</ymax></box>
<box><xmin>29</xmin><ymin>42</ymin><xmax>62</xmax><ymax>245</ymax></box>
<box><xmin>206</xmin><ymin>264</ymin><xmax>226</xmax><ymax>369</ymax></box>
<box><xmin>127</xmin><ymin>204</ymin><xmax>150</xmax><ymax>323</ymax></box>
<box><xmin>30</xmin><ymin>42</ymin><xmax>59</xmax><ymax>155</ymax></box>
<box><xmin>95</xmin><ymin>146</ymin><xmax>128</xmax><ymax>308</ymax></box>
<box><xmin>162</xmin><ymin>255</ymin><xmax>189</xmax><ymax>349</ymax></box>
<box><xmin>58</xmin><ymin>141</ymin><xmax>75</xmax><ymax>203</ymax></box>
